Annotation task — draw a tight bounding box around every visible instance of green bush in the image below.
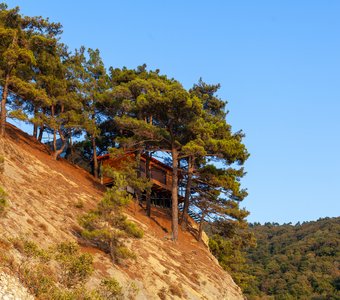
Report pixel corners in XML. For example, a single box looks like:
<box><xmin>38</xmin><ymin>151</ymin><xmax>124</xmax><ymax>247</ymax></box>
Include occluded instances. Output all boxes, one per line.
<box><xmin>2</xmin><ymin>239</ymin><xmax>101</xmax><ymax>299</ymax></box>
<box><xmin>51</xmin><ymin>287</ymin><xmax>102</xmax><ymax>300</ymax></box>
<box><xmin>0</xmin><ymin>186</ymin><xmax>8</xmax><ymax>215</ymax></box>
<box><xmin>122</xmin><ymin>219</ymin><xmax>144</xmax><ymax>238</ymax></box>
<box><xmin>79</xmin><ymin>211</ymin><xmax>102</xmax><ymax>230</ymax></box>
<box><xmin>23</xmin><ymin>240</ymin><xmax>50</xmax><ymax>261</ymax></box>
<box><xmin>98</xmin><ymin>277</ymin><xmax>123</xmax><ymax>299</ymax></box>
<box><xmin>55</xmin><ymin>242</ymin><xmax>94</xmax><ymax>288</ymax></box>
<box><xmin>11</xmin><ymin>239</ymin><xmax>50</xmax><ymax>261</ymax></box>
<box><xmin>115</xmin><ymin>246</ymin><xmax>136</xmax><ymax>260</ymax></box>
<box><xmin>81</xmin><ymin>228</ymin><xmax>114</xmax><ymax>253</ymax></box>
<box><xmin>20</xmin><ymin>265</ymin><xmax>56</xmax><ymax>297</ymax></box>
<box><xmin>79</xmin><ymin>185</ymin><xmax>143</xmax><ymax>264</ymax></box>
<box><xmin>55</xmin><ymin>241</ymin><xmax>79</xmax><ymax>256</ymax></box>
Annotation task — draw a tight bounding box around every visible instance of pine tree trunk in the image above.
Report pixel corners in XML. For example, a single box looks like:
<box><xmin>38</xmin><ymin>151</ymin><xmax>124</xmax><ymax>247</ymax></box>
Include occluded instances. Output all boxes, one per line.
<box><xmin>197</xmin><ymin>213</ymin><xmax>206</xmax><ymax>241</ymax></box>
<box><xmin>0</xmin><ymin>73</ymin><xmax>10</xmax><ymax>137</ymax></box>
<box><xmin>92</xmin><ymin>135</ymin><xmax>98</xmax><ymax>179</ymax></box>
<box><xmin>181</xmin><ymin>156</ymin><xmax>194</xmax><ymax>229</ymax></box>
<box><xmin>33</xmin><ymin>107</ymin><xmax>38</xmax><ymax>138</ymax></box>
<box><xmin>38</xmin><ymin>125</ymin><xmax>45</xmax><ymax>142</ymax></box>
<box><xmin>1</xmin><ymin>33</ymin><xmax>17</xmax><ymax>137</ymax></box>
<box><xmin>51</xmin><ymin>105</ymin><xmax>57</xmax><ymax>154</ymax></box>
<box><xmin>69</xmin><ymin>135</ymin><xmax>74</xmax><ymax>163</ymax></box>
<box><xmin>171</xmin><ymin>146</ymin><xmax>179</xmax><ymax>241</ymax></box>
<box><xmin>145</xmin><ymin>152</ymin><xmax>151</xmax><ymax>217</ymax></box>
<box><xmin>53</xmin><ymin>129</ymin><xmax>57</xmax><ymax>153</ymax></box>
<box><xmin>52</xmin><ymin>129</ymin><xmax>66</xmax><ymax>160</ymax></box>
<box><xmin>38</xmin><ymin>108</ymin><xmax>46</xmax><ymax>142</ymax></box>
<box><xmin>134</xmin><ymin>150</ymin><xmax>142</xmax><ymax>205</ymax></box>
<box><xmin>33</xmin><ymin>124</ymin><xmax>38</xmax><ymax>139</ymax></box>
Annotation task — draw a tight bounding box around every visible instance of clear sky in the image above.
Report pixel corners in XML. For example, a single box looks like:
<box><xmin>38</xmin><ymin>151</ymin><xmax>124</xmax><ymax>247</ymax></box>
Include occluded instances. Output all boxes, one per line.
<box><xmin>5</xmin><ymin>0</ymin><xmax>340</xmax><ymax>224</ymax></box>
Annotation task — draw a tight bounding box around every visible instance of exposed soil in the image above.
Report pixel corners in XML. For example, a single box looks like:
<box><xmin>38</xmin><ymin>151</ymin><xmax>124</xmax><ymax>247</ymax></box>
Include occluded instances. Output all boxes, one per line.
<box><xmin>0</xmin><ymin>123</ymin><xmax>244</xmax><ymax>300</ymax></box>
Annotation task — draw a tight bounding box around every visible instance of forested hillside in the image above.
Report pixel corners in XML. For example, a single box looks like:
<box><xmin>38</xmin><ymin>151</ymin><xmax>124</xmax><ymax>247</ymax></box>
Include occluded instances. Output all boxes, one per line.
<box><xmin>243</xmin><ymin>217</ymin><xmax>340</xmax><ymax>299</ymax></box>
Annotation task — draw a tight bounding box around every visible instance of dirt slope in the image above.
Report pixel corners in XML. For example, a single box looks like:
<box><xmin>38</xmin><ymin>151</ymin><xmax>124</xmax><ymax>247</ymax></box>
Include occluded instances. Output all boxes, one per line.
<box><xmin>0</xmin><ymin>123</ymin><xmax>244</xmax><ymax>300</ymax></box>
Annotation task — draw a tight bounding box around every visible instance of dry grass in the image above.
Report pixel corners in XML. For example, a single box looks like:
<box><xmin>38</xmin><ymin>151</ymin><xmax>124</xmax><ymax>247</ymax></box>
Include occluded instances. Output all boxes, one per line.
<box><xmin>169</xmin><ymin>282</ymin><xmax>184</xmax><ymax>297</ymax></box>
<box><xmin>157</xmin><ymin>287</ymin><xmax>167</xmax><ymax>300</ymax></box>
<box><xmin>38</xmin><ymin>223</ymin><xmax>48</xmax><ymax>232</ymax></box>
<box><xmin>163</xmin><ymin>269</ymin><xmax>170</xmax><ymax>275</ymax></box>
<box><xmin>0</xmin><ymin>237</ymin><xmax>11</xmax><ymax>250</ymax></box>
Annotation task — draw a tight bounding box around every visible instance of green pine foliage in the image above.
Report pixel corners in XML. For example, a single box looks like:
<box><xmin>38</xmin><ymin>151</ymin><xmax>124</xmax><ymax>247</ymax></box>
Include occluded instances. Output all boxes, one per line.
<box><xmin>98</xmin><ymin>277</ymin><xmax>123</xmax><ymax>299</ymax></box>
<box><xmin>243</xmin><ymin>217</ymin><xmax>340</xmax><ymax>299</ymax></box>
<box><xmin>0</xmin><ymin>2</ymin><xmax>252</xmax><ymax>278</ymax></box>
<box><xmin>79</xmin><ymin>162</ymin><xmax>144</xmax><ymax>263</ymax></box>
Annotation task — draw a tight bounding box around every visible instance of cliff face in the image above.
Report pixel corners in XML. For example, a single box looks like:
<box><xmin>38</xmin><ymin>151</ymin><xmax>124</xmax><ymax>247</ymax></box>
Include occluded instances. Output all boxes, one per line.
<box><xmin>0</xmin><ymin>123</ymin><xmax>244</xmax><ymax>300</ymax></box>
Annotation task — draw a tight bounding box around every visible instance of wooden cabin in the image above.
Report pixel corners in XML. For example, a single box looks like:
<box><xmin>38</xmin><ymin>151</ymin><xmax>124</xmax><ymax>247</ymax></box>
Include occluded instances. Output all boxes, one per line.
<box><xmin>97</xmin><ymin>153</ymin><xmax>182</xmax><ymax>208</ymax></box>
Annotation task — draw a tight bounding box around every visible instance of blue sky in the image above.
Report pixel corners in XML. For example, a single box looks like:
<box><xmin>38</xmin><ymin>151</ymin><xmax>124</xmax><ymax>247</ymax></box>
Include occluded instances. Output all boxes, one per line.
<box><xmin>5</xmin><ymin>0</ymin><xmax>340</xmax><ymax>223</ymax></box>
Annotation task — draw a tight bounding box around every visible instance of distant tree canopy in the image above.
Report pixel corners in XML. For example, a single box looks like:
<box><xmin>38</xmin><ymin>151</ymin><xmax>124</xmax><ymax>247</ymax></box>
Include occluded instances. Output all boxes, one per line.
<box><xmin>0</xmin><ymin>3</ymin><xmax>250</xmax><ymax>244</ymax></box>
<box><xmin>242</xmin><ymin>217</ymin><xmax>340</xmax><ymax>300</ymax></box>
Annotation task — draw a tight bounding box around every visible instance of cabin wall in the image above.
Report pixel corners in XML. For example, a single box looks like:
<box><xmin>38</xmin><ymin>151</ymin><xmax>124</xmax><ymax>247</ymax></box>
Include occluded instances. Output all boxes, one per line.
<box><xmin>99</xmin><ymin>155</ymin><xmax>173</xmax><ymax>192</ymax></box>
<box><xmin>139</xmin><ymin>158</ymin><xmax>173</xmax><ymax>191</ymax></box>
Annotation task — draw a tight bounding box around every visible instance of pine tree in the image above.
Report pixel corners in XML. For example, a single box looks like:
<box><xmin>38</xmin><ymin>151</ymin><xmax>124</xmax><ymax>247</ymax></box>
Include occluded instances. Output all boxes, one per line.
<box><xmin>180</xmin><ymin>79</ymin><xmax>249</xmax><ymax>229</ymax></box>
<box><xmin>75</xmin><ymin>47</ymin><xmax>109</xmax><ymax>178</ymax></box>
<box><xmin>106</xmin><ymin>66</ymin><xmax>165</xmax><ymax>216</ymax></box>
<box><xmin>0</xmin><ymin>4</ymin><xmax>48</xmax><ymax>136</ymax></box>
<box><xmin>148</xmin><ymin>80</ymin><xmax>203</xmax><ymax>241</ymax></box>
<box><xmin>34</xmin><ymin>43</ymin><xmax>83</xmax><ymax>159</ymax></box>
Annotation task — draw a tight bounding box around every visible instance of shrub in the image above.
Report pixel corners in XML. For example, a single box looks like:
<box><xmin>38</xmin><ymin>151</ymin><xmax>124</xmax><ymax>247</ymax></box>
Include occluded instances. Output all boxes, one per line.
<box><xmin>98</xmin><ymin>277</ymin><xmax>123</xmax><ymax>299</ymax></box>
<box><xmin>122</xmin><ymin>219</ymin><xmax>144</xmax><ymax>238</ymax></box>
<box><xmin>10</xmin><ymin>239</ymin><xmax>50</xmax><ymax>261</ymax></box>
<box><xmin>98</xmin><ymin>187</ymin><xmax>132</xmax><ymax>216</ymax></box>
<box><xmin>79</xmin><ymin>211</ymin><xmax>102</xmax><ymax>230</ymax></box>
<box><xmin>81</xmin><ymin>228</ymin><xmax>114</xmax><ymax>253</ymax></box>
<box><xmin>55</xmin><ymin>241</ymin><xmax>79</xmax><ymax>256</ymax></box>
<box><xmin>20</xmin><ymin>265</ymin><xmax>56</xmax><ymax>297</ymax></box>
<box><xmin>79</xmin><ymin>185</ymin><xmax>143</xmax><ymax>264</ymax></box>
<box><xmin>0</xmin><ymin>186</ymin><xmax>8</xmax><ymax>216</ymax></box>
<box><xmin>0</xmin><ymin>252</ymin><xmax>16</xmax><ymax>270</ymax></box>
<box><xmin>55</xmin><ymin>242</ymin><xmax>94</xmax><ymax>288</ymax></box>
<box><xmin>23</xmin><ymin>240</ymin><xmax>50</xmax><ymax>261</ymax></box>
<box><xmin>114</xmin><ymin>246</ymin><xmax>136</xmax><ymax>260</ymax></box>
<box><xmin>1</xmin><ymin>239</ymin><xmax>99</xmax><ymax>299</ymax></box>
<box><xmin>127</xmin><ymin>282</ymin><xmax>139</xmax><ymax>298</ymax></box>
<box><xmin>51</xmin><ymin>287</ymin><xmax>102</xmax><ymax>300</ymax></box>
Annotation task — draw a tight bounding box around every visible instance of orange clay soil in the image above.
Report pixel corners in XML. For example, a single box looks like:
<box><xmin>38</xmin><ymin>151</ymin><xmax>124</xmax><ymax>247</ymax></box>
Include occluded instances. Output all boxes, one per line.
<box><xmin>0</xmin><ymin>122</ymin><xmax>244</xmax><ymax>300</ymax></box>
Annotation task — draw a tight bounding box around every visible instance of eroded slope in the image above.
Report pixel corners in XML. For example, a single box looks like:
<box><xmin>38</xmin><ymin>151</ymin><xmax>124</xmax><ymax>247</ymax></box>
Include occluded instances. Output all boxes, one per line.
<box><xmin>0</xmin><ymin>123</ymin><xmax>243</xmax><ymax>300</ymax></box>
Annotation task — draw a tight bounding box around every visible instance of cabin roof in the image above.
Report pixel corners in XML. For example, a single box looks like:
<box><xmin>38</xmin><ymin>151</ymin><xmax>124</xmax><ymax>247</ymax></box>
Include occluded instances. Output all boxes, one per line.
<box><xmin>97</xmin><ymin>153</ymin><xmax>173</xmax><ymax>172</ymax></box>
